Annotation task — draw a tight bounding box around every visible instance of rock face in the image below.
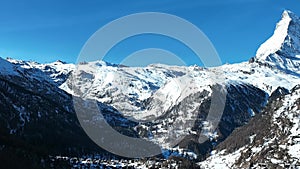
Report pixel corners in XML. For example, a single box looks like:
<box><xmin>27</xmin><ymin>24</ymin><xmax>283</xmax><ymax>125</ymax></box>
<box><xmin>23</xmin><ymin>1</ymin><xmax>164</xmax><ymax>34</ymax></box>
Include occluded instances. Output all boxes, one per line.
<box><xmin>0</xmin><ymin>10</ymin><xmax>299</xmax><ymax>169</ymax></box>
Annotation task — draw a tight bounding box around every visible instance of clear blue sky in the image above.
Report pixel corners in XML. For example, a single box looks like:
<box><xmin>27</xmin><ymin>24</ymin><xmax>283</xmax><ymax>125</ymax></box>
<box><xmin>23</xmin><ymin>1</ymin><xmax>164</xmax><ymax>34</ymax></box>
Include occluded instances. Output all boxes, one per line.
<box><xmin>0</xmin><ymin>0</ymin><xmax>299</xmax><ymax>66</ymax></box>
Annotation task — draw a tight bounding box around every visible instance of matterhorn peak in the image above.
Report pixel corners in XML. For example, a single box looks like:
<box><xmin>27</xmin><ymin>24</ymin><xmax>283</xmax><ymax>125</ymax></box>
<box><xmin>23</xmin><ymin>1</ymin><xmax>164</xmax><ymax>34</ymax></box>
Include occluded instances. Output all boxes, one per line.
<box><xmin>256</xmin><ymin>10</ymin><xmax>300</xmax><ymax>59</ymax></box>
<box><xmin>255</xmin><ymin>10</ymin><xmax>300</xmax><ymax>75</ymax></box>
<box><xmin>282</xmin><ymin>10</ymin><xmax>299</xmax><ymax>21</ymax></box>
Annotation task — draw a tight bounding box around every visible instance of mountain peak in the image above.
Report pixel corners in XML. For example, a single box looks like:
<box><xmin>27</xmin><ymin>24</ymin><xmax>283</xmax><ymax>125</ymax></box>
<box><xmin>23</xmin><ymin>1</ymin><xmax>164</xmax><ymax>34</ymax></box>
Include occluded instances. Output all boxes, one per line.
<box><xmin>256</xmin><ymin>10</ymin><xmax>300</xmax><ymax>59</ymax></box>
<box><xmin>255</xmin><ymin>10</ymin><xmax>300</xmax><ymax>75</ymax></box>
<box><xmin>282</xmin><ymin>10</ymin><xmax>299</xmax><ymax>21</ymax></box>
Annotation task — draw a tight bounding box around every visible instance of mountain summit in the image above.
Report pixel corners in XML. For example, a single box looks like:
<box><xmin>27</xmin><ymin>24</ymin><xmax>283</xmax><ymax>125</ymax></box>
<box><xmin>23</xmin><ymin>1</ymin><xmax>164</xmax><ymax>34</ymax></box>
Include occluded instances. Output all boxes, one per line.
<box><xmin>255</xmin><ymin>10</ymin><xmax>300</xmax><ymax>75</ymax></box>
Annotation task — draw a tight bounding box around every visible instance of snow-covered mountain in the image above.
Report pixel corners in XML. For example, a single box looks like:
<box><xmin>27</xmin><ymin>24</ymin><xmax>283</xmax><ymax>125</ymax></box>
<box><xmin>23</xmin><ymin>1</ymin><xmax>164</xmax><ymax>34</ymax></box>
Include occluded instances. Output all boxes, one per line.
<box><xmin>0</xmin><ymin>10</ymin><xmax>299</xmax><ymax>168</ymax></box>
<box><xmin>255</xmin><ymin>10</ymin><xmax>300</xmax><ymax>76</ymax></box>
<box><xmin>57</xmin><ymin>11</ymin><xmax>299</xmax><ymax>158</ymax></box>
<box><xmin>198</xmin><ymin>10</ymin><xmax>300</xmax><ymax>169</ymax></box>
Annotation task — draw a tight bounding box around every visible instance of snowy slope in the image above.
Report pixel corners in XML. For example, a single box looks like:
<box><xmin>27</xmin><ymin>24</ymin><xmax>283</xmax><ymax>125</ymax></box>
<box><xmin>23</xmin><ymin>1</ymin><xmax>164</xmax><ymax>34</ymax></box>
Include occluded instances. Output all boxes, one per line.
<box><xmin>6</xmin><ymin>58</ymin><xmax>74</xmax><ymax>85</ymax></box>
<box><xmin>58</xmin><ymin>59</ymin><xmax>298</xmax><ymax>156</ymax></box>
<box><xmin>0</xmin><ymin>57</ymin><xmax>18</xmax><ymax>76</ymax></box>
<box><xmin>63</xmin><ymin>59</ymin><xmax>299</xmax><ymax>121</ymax></box>
<box><xmin>199</xmin><ymin>85</ymin><xmax>300</xmax><ymax>169</ymax></box>
<box><xmin>218</xmin><ymin>61</ymin><xmax>299</xmax><ymax>94</ymax></box>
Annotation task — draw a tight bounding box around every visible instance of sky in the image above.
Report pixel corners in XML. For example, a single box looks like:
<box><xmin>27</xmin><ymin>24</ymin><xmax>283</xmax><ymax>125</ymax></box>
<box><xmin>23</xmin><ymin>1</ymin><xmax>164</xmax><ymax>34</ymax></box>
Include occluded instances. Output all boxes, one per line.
<box><xmin>0</xmin><ymin>0</ymin><xmax>299</xmax><ymax>66</ymax></box>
